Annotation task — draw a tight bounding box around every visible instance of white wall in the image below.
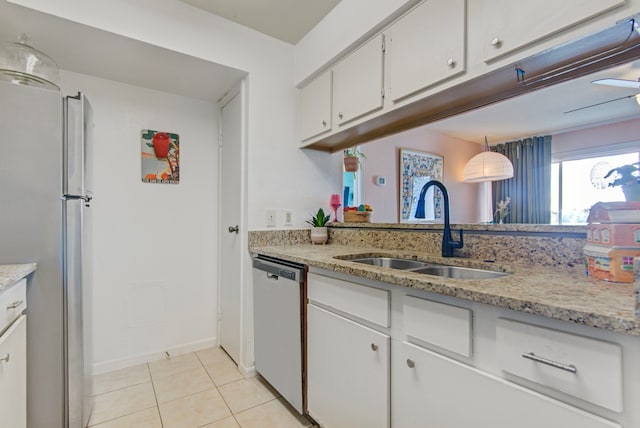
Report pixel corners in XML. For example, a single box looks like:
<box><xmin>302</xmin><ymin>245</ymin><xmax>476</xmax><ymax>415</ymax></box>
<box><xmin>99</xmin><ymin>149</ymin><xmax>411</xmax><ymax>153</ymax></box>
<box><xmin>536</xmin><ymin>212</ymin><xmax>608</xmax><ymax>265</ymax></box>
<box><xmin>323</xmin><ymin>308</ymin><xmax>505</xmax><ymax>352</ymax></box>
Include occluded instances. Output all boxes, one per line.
<box><xmin>361</xmin><ymin>126</ymin><xmax>482</xmax><ymax>223</ymax></box>
<box><xmin>60</xmin><ymin>70</ymin><xmax>220</xmax><ymax>371</ymax></box>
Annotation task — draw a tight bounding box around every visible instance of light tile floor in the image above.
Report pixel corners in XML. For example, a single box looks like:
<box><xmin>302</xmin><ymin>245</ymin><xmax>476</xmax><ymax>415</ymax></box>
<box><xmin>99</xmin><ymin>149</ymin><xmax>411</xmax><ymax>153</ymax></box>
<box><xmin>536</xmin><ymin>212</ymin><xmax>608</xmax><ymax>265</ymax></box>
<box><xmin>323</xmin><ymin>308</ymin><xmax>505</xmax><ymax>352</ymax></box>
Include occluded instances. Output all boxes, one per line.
<box><xmin>89</xmin><ymin>347</ymin><xmax>317</xmax><ymax>428</ymax></box>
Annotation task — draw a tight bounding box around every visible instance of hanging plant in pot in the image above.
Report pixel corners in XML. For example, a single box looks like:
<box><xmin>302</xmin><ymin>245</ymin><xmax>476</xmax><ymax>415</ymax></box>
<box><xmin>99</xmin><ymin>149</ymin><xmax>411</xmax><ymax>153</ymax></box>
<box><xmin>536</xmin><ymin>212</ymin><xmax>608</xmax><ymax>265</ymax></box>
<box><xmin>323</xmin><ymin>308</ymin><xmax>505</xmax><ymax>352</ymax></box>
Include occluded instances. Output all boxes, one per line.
<box><xmin>343</xmin><ymin>148</ymin><xmax>366</xmax><ymax>173</ymax></box>
<box><xmin>604</xmin><ymin>162</ymin><xmax>640</xmax><ymax>201</ymax></box>
<box><xmin>306</xmin><ymin>208</ymin><xmax>331</xmax><ymax>245</ymax></box>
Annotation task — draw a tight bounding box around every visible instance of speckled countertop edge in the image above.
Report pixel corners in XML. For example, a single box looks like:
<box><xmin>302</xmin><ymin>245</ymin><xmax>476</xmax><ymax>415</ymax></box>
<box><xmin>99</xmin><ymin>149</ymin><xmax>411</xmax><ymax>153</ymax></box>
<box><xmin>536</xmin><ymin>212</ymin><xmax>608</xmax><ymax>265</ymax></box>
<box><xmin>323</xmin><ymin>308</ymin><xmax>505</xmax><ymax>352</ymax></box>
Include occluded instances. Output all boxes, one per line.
<box><xmin>251</xmin><ymin>244</ymin><xmax>639</xmax><ymax>336</ymax></box>
<box><xmin>329</xmin><ymin>222</ymin><xmax>586</xmax><ymax>234</ymax></box>
<box><xmin>0</xmin><ymin>264</ymin><xmax>36</xmax><ymax>293</ymax></box>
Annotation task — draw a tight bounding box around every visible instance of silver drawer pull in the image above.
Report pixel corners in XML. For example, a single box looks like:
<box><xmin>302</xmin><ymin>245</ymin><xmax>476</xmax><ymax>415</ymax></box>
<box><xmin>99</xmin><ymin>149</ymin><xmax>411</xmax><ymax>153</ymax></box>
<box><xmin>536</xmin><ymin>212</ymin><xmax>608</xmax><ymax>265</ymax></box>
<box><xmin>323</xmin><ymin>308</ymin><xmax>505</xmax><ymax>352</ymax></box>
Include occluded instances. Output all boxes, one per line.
<box><xmin>406</xmin><ymin>358</ymin><xmax>415</xmax><ymax>368</ymax></box>
<box><xmin>370</xmin><ymin>343</ymin><xmax>378</xmax><ymax>351</ymax></box>
<box><xmin>6</xmin><ymin>300</ymin><xmax>23</xmax><ymax>310</ymax></box>
<box><xmin>0</xmin><ymin>354</ymin><xmax>9</xmax><ymax>363</ymax></box>
<box><xmin>522</xmin><ymin>352</ymin><xmax>577</xmax><ymax>374</ymax></box>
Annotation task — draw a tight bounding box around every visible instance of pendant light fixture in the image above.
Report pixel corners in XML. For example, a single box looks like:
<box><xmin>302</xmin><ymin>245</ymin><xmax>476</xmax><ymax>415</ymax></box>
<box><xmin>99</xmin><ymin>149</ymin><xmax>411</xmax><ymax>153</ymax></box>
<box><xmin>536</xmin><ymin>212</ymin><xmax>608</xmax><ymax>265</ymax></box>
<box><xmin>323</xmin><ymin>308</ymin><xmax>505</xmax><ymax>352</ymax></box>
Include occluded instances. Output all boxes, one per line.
<box><xmin>463</xmin><ymin>137</ymin><xmax>513</xmax><ymax>183</ymax></box>
<box><xmin>0</xmin><ymin>33</ymin><xmax>60</xmax><ymax>91</ymax></box>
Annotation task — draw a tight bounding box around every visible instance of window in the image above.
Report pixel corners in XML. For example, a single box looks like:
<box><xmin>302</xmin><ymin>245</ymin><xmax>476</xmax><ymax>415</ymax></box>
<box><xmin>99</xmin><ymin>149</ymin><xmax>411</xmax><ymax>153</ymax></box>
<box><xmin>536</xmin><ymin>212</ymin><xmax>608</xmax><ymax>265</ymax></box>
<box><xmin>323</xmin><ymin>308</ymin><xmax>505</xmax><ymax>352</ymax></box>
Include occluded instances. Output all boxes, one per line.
<box><xmin>551</xmin><ymin>150</ymin><xmax>640</xmax><ymax>224</ymax></box>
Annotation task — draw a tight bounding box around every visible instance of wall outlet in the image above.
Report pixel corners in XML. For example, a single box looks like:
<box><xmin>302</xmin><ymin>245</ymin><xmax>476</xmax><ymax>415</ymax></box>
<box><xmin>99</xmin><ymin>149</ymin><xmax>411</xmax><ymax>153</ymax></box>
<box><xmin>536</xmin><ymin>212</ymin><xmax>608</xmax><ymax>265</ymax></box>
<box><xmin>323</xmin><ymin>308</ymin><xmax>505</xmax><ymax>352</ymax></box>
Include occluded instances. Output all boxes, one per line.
<box><xmin>266</xmin><ymin>209</ymin><xmax>277</xmax><ymax>227</ymax></box>
<box><xmin>283</xmin><ymin>209</ymin><xmax>293</xmax><ymax>226</ymax></box>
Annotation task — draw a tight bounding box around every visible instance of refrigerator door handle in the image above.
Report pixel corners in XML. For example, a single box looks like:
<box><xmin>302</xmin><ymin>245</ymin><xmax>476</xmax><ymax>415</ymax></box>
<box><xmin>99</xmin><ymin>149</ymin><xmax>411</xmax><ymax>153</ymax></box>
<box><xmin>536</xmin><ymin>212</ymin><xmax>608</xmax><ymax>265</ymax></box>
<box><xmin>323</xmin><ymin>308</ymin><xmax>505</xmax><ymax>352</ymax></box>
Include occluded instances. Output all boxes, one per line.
<box><xmin>62</xmin><ymin>194</ymin><xmax>93</xmax><ymax>207</ymax></box>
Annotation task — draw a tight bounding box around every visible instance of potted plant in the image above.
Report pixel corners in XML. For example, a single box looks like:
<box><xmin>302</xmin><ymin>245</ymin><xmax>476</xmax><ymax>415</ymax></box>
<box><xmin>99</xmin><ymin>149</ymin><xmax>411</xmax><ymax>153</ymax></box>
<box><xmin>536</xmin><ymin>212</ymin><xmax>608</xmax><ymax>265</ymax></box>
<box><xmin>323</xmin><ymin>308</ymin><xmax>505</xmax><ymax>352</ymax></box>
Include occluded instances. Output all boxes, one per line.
<box><xmin>306</xmin><ymin>208</ymin><xmax>331</xmax><ymax>245</ymax></box>
<box><xmin>604</xmin><ymin>162</ymin><xmax>640</xmax><ymax>201</ymax></box>
<box><xmin>343</xmin><ymin>148</ymin><xmax>366</xmax><ymax>172</ymax></box>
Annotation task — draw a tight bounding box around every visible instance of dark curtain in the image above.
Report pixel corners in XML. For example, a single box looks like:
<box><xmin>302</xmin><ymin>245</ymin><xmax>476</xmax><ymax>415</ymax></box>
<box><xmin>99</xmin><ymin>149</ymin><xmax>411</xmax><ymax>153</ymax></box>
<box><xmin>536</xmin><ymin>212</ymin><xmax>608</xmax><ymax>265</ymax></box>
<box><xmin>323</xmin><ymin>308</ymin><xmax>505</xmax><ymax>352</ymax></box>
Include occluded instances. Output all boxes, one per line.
<box><xmin>492</xmin><ymin>136</ymin><xmax>552</xmax><ymax>224</ymax></box>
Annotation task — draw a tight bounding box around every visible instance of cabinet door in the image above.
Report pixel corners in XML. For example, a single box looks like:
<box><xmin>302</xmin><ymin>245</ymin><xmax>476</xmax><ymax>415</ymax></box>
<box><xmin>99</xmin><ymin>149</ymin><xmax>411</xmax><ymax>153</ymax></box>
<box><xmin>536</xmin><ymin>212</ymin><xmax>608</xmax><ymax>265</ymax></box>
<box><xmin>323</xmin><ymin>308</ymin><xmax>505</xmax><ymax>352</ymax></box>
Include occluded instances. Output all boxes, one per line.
<box><xmin>0</xmin><ymin>315</ymin><xmax>27</xmax><ymax>428</ymax></box>
<box><xmin>480</xmin><ymin>0</ymin><xmax>624</xmax><ymax>62</ymax></box>
<box><xmin>307</xmin><ymin>304</ymin><xmax>390</xmax><ymax>428</ymax></box>
<box><xmin>300</xmin><ymin>70</ymin><xmax>332</xmax><ymax>142</ymax></box>
<box><xmin>392</xmin><ymin>341</ymin><xmax>620</xmax><ymax>428</ymax></box>
<box><xmin>386</xmin><ymin>0</ymin><xmax>465</xmax><ymax>103</ymax></box>
<box><xmin>333</xmin><ymin>34</ymin><xmax>384</xmax><ymax>127</ymax></box>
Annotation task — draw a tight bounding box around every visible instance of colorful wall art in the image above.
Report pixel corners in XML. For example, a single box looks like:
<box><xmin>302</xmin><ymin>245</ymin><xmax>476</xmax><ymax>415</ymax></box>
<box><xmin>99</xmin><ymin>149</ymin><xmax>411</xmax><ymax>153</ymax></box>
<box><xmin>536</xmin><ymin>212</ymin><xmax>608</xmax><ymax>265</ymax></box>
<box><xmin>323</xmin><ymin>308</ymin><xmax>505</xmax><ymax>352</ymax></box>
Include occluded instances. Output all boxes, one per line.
<box><xmin>141</xmin><ymin>129</ymin><xmax>180</xmax><ymax>184</ymax></box>
<box><xmin>400</xmin><ymin>149</ymin><xmax>443</xmax><ymax>223</ymax></box>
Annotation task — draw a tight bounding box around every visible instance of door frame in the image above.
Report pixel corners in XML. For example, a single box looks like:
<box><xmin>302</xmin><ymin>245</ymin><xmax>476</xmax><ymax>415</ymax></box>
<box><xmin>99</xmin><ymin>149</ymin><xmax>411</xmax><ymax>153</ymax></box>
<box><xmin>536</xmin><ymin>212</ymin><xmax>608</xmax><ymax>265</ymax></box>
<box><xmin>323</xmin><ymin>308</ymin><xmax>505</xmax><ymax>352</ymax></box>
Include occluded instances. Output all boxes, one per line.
<box><xmin>217</xmin><ymin>79</ymin><xmax>252</xmax><ymax>374</ymax></box>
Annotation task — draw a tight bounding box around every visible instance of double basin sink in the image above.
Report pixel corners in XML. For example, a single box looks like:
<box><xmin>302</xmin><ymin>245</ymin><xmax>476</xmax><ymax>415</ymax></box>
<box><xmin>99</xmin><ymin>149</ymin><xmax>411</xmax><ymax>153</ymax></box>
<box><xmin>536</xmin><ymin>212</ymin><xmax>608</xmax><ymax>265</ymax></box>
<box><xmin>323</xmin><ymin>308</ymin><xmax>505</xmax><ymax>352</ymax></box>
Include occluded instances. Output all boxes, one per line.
<box><xmin>342</xmin><ymin>256</ymin><xmax>510</xmax><ymax>280</ymax></box>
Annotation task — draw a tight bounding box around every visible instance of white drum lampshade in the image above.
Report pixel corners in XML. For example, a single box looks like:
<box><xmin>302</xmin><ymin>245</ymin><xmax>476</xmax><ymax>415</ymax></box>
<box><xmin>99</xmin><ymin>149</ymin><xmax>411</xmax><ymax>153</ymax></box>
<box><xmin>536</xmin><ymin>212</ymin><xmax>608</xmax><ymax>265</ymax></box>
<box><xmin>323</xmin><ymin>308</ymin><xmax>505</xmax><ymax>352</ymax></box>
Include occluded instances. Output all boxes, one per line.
<box><xmin>463</xmin><ymin>151</ymin><xmax>513</xmax><ymax>183</ymax></box>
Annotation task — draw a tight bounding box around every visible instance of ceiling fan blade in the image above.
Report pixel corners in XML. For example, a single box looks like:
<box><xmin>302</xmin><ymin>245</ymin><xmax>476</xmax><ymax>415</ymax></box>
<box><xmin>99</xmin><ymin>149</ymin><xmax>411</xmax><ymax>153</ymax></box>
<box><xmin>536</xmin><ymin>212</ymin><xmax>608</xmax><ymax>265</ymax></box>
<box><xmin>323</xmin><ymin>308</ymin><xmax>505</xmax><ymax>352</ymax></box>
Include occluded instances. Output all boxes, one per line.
<box><xmin>564</xmin><ymin>95</ymin><xmax>635</xmax><ymax>114</ymax></box>
<box><xmin>591</xmin><ymin>78</ymin><xmax>640</xmax><ymax>88</ymax></box>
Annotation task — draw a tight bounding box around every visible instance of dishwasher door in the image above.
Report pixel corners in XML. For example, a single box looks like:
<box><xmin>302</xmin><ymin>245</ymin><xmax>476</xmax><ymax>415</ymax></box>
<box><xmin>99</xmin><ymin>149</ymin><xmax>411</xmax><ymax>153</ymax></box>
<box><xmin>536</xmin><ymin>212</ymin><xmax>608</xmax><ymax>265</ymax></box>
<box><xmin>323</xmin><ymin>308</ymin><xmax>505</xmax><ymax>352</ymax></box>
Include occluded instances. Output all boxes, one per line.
<box><xmin>252</xmin><ymin>256</ymin><xmax>306</xmax><ymax>414</ymax></box>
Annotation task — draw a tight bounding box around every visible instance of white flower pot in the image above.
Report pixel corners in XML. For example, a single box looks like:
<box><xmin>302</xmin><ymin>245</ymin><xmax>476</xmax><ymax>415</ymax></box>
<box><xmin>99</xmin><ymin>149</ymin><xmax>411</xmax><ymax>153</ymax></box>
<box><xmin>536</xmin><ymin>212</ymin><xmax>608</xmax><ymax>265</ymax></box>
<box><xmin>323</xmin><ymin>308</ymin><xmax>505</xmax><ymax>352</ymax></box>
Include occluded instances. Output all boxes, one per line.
<box><xmin>310</xmin><ymin>226</ymin><xmax>328</xmax><ymax>245</ymax></box>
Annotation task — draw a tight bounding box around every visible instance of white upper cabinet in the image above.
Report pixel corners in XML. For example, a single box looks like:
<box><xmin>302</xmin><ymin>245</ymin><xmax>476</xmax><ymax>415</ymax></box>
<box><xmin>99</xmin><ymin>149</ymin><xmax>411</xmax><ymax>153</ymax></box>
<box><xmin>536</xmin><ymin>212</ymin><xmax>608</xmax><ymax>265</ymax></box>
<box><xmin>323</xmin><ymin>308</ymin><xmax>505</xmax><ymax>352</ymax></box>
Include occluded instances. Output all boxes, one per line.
<box><xmin>479</xmin><ymin>0</ymin><xmax>624</xmax><ymax>62</ymax></box>
<box><xmin>333</xmin><ymin>34</ymin><xmax>385</xmax><ymax>127</ymax></box>
<box><xmin>299</xmin><ymin>70</ymin><xmax>332</xmax><ymax>142</ymax></box>
<box><xmin>386</xmin><ymin>0</ymin><xmax>466</xmax><ymax>103</ymax></box>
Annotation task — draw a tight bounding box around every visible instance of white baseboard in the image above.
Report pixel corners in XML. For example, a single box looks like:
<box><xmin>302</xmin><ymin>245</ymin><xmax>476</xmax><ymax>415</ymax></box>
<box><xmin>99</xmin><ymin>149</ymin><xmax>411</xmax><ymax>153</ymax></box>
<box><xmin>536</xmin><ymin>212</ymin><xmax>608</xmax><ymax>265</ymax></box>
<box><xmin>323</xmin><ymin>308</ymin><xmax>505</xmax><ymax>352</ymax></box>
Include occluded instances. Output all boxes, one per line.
<box><xmin>92</xmin><ymin>337</ymin><xmax>217</xmax><ymax>375</ymax></box>
<box><xmin>238</xmin><ymin>362</ymin><xmax>256</xmax><ymax>378</ymax></box>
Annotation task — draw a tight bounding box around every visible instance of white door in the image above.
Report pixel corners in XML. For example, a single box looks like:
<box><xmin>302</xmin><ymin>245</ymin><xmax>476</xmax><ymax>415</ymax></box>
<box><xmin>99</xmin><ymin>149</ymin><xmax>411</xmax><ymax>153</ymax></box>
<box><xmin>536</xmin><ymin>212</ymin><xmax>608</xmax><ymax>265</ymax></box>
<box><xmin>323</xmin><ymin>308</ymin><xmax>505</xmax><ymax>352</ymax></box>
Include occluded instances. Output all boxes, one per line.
<box><xmin>218</xmin><ymin>88</ymin><xmax>243</xmax><ymax>364</ymax></box>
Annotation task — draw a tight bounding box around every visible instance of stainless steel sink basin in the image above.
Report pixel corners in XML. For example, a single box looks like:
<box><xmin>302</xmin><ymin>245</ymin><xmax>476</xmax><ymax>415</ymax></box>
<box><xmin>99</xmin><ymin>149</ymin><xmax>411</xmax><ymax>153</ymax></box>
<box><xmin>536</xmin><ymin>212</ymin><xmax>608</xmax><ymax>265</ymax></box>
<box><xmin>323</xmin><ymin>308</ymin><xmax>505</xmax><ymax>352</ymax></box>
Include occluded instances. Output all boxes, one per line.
<box><xmin>344</xmin><ymin>256</ymin><xmax>510</xmax><ymax>280</ymax></box>
<box><xmin>349</xmin><ymin>257</ymin><xmax>427</xmax><ymax>270</ymax></box>
<box><xmin>410</xmin><ymin>265</ymin><xmax>509</xmax><ymax>280</ymax></box>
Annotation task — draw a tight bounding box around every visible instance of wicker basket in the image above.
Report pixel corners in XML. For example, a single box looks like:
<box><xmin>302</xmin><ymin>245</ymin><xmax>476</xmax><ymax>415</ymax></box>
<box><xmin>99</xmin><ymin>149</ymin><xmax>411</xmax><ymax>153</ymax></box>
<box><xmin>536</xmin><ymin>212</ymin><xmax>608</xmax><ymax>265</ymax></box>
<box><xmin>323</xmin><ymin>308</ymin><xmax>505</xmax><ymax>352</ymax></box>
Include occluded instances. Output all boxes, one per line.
<box><xmin>343</xmin><ymin>211</ymin><xmax>372</xmax><ymax>223</ymax></box>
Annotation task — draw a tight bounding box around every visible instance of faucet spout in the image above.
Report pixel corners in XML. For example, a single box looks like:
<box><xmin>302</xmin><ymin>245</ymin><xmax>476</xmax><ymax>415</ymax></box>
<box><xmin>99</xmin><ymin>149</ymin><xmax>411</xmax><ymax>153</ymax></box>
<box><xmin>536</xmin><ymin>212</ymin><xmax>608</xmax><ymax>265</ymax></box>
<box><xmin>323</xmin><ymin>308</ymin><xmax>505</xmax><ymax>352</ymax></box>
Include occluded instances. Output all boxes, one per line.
<box><xmin>415</xmin><ymin>180</ymin><xmax>463</xmax><ymax>257</ymax></box>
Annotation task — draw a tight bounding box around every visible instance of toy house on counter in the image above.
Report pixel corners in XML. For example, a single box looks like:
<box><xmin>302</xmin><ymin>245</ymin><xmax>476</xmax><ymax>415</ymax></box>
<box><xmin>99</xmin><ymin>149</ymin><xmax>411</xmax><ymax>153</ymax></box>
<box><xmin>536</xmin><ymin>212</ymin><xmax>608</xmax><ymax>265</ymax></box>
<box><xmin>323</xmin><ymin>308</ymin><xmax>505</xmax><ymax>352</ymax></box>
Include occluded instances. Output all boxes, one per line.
<box><xmin>584</xmin><ymin>202</ymin><xmax>640</xmax><ymax>283</ymax></box>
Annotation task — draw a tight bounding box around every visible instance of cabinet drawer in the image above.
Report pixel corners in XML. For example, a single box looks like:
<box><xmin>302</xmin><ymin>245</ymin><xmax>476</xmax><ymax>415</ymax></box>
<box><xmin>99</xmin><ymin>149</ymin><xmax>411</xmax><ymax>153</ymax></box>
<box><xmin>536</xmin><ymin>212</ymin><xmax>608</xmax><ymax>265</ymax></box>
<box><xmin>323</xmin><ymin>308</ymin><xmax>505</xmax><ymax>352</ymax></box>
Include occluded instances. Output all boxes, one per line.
<box><xmin>496</xmin><ymin>318</ymin><xmax>622</xmax><ymax>412</ymax></box>
<box><xmin>0</xmin><ymin>278</ymin><xmax>26</xmax><ymax>333</ymax></box>
<box><xmin>403</xmin><ymin>295</ymin><xmax>471</xmax><ymax>357</ymax></box>
<box><xmin>308</xmin><ymin>273</ymin><xmax>390</xmax><ymax>328</ymax></box>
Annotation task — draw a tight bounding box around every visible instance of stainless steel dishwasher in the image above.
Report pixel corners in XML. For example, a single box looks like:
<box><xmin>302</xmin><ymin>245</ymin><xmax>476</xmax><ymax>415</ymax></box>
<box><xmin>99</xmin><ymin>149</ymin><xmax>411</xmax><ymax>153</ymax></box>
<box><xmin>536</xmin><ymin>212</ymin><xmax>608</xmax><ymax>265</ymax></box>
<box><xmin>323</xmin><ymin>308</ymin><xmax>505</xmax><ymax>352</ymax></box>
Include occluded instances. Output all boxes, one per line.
<box><xmin>252</xmin><ymin>255</ymin><xmax>307</xmax><ymax>414</ymax></box>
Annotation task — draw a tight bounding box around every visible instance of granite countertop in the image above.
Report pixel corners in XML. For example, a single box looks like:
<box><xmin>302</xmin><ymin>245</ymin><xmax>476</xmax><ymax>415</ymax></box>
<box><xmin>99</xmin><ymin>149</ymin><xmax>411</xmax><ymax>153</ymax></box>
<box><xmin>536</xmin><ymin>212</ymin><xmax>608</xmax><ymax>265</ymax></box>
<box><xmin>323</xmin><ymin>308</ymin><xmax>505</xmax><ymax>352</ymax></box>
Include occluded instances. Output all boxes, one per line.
<box><xmin>0</xmin><ymin>264</ymin><xmax>36</xmax><ymax>293</ymax></box>
<box><xmin>251</xmin><ymin>244</ymin><xmax>639</xmax><ymax>336</ymax></box>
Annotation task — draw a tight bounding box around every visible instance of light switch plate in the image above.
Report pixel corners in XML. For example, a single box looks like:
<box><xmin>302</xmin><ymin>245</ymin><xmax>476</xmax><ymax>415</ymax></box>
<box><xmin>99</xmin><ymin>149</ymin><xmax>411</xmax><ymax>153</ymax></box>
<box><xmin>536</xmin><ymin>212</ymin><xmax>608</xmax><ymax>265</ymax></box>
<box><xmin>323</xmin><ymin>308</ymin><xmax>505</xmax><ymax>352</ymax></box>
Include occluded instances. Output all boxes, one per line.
<box><xmin>283</xmin><ymin>209</ymin><xmax>293</xmax><ymax>226</ymax></box>
<box><xmin>266</xmin><ymin>209</ymin><xmax>277</xmax><ymax>227</ymax></box>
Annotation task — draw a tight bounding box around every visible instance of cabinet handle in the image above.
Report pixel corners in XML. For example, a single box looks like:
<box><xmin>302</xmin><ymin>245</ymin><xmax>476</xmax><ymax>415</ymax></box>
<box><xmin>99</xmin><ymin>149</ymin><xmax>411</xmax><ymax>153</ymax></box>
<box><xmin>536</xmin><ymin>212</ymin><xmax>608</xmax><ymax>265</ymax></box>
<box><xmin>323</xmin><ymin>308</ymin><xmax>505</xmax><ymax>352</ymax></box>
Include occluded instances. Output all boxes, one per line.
<box><xmin>6</xmin><ymin>300</ymin><xmax>23</xmax><ymax>309</ymax></box>
<box><xmin>490</xmin><ymin>37</ymin><xmax>502</xmax><ymax>48</ymax></box>
<box><xmin>446</xmin><ymin>58</ymin><xmax>456</xmax><ymax>68</ymax></box>
<box><xmin>0</xmin><ymin>354</ymin><xmax>9</xmax><ymax>363</ymax></box>
<box><xmin>522</xmin><ymin>352</ymin><xmax>577</xmax><ymax>374</ymax></box>
<box><xmin>406</xmin><ymin>358</ymin><xmax>415</xmax><ymax>368</ymax></box>
<box><xmin>370</xmin><ymin>343</ymin><xmax>378</xmax><ymax>351</ymax></box>
<box><xmin>338</xmin><ymin>112</ymin><xmax>343</xmax><ymax>120</ymax></box>
<box><xmin>322</xmin><ymin>120</ymin><xmax>327</xmax><ymax>127</ymax></box>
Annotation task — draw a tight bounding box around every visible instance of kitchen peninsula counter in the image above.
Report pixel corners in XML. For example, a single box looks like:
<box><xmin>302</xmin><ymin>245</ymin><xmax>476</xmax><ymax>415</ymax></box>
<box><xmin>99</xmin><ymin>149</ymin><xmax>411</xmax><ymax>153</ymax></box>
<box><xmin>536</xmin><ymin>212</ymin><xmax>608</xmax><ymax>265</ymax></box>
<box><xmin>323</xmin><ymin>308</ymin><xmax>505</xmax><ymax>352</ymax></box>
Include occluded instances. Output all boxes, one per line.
<box><xmin>251</xmin><ymin>243</ymin><xmax>639</xmax><ymax>336</ymax></box>
<box><xmin>0</xmin><ymin>264</ymin><xmax>36</xmax><ymax>293</ymax></box>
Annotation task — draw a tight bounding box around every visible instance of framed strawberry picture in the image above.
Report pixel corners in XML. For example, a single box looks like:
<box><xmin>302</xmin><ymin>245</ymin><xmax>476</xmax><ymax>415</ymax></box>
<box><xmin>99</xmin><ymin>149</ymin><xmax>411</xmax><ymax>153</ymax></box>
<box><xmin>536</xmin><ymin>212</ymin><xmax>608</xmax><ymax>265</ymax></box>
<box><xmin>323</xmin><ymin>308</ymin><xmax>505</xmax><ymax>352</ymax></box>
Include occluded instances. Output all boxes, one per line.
<box><xmin>141</xmin><ymin>129</ymin><xmax>180</xmax><ymax>184</ymax></box>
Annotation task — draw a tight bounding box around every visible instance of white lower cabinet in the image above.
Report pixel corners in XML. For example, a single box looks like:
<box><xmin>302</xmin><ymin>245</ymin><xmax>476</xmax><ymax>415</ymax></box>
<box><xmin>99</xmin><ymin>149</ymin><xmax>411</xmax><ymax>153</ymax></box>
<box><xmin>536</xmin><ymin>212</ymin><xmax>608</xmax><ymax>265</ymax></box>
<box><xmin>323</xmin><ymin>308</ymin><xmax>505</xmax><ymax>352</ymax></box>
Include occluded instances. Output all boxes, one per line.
<box><xmin>0</xmin><ymin>314</ymin><xmax>27</xmax><ymax>428</ymax></box>
<box><xmin>307</xmin><ymin>304</ymin><xmax>390</xmax><ymax>428</ymax></box>
<box><xmin>306</xmin><ymin>270</ymin><xmax>627</xmax><ymax>427</ymax></box>
<box><xmin>392</xmin><ymin>341</ymin><xmax>620</xmax><ymax>428</ymax></box>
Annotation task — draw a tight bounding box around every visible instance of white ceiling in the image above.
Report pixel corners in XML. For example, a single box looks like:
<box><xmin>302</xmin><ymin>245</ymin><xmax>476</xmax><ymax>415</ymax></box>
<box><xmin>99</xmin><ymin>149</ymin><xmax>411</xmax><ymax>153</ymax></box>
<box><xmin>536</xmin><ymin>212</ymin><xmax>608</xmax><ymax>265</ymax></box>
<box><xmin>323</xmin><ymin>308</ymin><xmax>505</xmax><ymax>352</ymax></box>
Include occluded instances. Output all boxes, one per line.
<box><xmin>426</xmin><ymin>60</ymin><xmax>640</xmax><ymax>144</ymax></box>
<box><xmin>179</xmin><ymin>0</ymin><xmax>341</xmax><ymax>44</ymax></box>
<box><xmin>0</xmin><ymin>1</ymin><xmax>246</xmax><ymax>102</ymax></box>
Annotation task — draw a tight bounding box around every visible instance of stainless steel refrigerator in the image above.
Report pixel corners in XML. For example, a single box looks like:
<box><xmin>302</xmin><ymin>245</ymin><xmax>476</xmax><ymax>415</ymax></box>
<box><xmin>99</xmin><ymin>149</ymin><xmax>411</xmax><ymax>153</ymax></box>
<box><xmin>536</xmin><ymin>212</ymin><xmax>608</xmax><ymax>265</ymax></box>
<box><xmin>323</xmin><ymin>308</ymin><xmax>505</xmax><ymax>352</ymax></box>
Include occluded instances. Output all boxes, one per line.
<box><xmin>0</xmin><ymin>82</ymin><xmax>94</xmax><ymax>428</ymax></box>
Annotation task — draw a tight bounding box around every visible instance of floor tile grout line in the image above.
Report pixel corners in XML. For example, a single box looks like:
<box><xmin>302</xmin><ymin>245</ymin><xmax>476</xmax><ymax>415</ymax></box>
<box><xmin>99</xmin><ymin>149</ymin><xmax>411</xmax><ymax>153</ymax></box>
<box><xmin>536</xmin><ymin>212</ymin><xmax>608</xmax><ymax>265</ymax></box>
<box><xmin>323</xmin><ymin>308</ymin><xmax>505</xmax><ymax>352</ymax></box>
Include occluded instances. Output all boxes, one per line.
<box><xmin>146</xmin><ymin>362</ymin><xmax>165</xmax><ymax>428</ymax></box>
<box><xmin>87</xmin><ymin>403</ymin><xmax>158</xmax><ymax>427</ymax></box>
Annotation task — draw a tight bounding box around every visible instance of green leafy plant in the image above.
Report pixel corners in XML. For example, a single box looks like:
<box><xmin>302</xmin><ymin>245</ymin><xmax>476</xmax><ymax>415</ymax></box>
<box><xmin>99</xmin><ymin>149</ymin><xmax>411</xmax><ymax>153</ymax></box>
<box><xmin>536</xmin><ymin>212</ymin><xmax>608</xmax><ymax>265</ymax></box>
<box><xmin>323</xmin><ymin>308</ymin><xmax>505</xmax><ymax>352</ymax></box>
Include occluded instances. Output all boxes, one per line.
<box><xmin>344</xmin><ymin>147</ymin><xmax>367</xmax><ymax>160</ymax></box>
<box><xmin>306</xmin><ymin>208</ymin><xmax>331</xmax><ymax>227</ymax></box>
<box><xmin>604</xmin><ymin>162</ymin><xmax>640</xmax><ymax>187</ymax></box>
